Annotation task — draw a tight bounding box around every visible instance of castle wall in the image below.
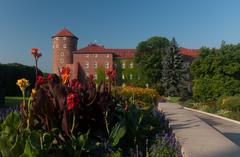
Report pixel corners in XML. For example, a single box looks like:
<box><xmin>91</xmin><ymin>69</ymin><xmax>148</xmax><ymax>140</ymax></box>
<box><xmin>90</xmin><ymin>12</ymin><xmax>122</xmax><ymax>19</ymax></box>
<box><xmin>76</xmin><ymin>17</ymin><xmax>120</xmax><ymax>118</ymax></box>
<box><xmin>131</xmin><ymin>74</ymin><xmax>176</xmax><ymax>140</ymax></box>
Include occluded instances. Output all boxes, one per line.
<box><xmin>73</xmin><ymin>53</ymin><xmax>113</xmax><ymax>80</ymax></box>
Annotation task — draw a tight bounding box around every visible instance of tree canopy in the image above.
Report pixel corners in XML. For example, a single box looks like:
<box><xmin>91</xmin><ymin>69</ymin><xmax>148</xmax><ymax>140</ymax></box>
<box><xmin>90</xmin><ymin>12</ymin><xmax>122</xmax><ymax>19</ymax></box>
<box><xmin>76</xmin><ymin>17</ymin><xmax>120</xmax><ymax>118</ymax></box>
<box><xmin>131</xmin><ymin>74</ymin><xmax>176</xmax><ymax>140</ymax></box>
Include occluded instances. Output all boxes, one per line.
<box><xmin>191</xmin><ymin>43</ymin><xmax>240</xmax><ymax>101</ymax></box>
<box><xmin>135</xmin><ymin>36</ymin><xmax>170</xmax><ymax>86</ymax></box>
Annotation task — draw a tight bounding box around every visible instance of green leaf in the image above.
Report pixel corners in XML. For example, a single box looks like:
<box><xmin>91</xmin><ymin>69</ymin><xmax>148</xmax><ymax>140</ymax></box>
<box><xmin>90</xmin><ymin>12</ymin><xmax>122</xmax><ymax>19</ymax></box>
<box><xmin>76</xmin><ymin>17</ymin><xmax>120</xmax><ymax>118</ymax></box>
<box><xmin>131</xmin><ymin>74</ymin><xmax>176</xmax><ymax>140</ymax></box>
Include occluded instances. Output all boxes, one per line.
<box><xmin>0</xmin><ymin>136</ymin><xmax>14</xmax><ymax>157</ymax></box>
<box><xmin>30</xmin><ymin>131</ymin><xmax>41</xmax><ymax>149</ymax></box>
<box><xmin>19</xmin><ymin>140</ymin><xmax>38</xmax><ymax>157</ymax></box>
<box><xmin>10</xmin><ymin>134</ymin><xmax>24</xmax><ymax>157</ymax></box>
<box><xmin>109</xmin><ymin>122</ymin><xmax>126</xmax><ymax>146</ymax></box>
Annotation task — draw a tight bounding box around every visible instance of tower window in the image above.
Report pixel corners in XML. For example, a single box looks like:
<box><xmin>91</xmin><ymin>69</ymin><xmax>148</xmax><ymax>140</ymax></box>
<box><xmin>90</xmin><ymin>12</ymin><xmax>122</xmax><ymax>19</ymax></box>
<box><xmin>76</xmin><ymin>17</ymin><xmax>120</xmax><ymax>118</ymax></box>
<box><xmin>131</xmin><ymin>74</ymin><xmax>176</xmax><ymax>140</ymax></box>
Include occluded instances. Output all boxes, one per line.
<box><xmin>106</xmin><ymin>54</ymin><xmax>109</xmax><ymax>58</ymax></box>
<box><xmin>63</xmin><ymin>37</ymin><xmax>67</xmax><ymax>41</ymax></box>
<box><xmin>85</xmin><ymin>62</ymin><xmax>89</xmax><ymax>69</ymax></box>
<box><xmin>94</xmin><ymin>54</ymin><xmax>98</xmax><ymax>58</ymax></box>
<box><xmin>86</xmin><ymin>54</ymin><xmax>89</xmax><ymax>58</ymax></box>
<box><xmin>94</xmin><ymin>62</ymin><xmax>98</xmax><ymax>69</ymax></box>
<box><xmin>56</xmin><ymin>37</ymin><xmax>59</xmax><ymax>41</ymax></box>
<box><xmin>63</xmin><ymin>44</ymin><xmax>67</xmax><ymax>48</ymax></box>
<box><xmin>53</xmin><ymin>45</ymin><xmax>55</xmax><ymax>49</ymax></box>
<box><xmin>60</xmin><ymin>58</ymin><xmax>64</xmax><ymax>64</ymax></box>
<box><xmin>105</xmin><ymin>62</ymin><xmax>109</xmax><ymax>69</ymax></box>
<box><xmin>60</xmin><ymin>52</ymin><xmax>64</xmax><ymax>56</ymax></box>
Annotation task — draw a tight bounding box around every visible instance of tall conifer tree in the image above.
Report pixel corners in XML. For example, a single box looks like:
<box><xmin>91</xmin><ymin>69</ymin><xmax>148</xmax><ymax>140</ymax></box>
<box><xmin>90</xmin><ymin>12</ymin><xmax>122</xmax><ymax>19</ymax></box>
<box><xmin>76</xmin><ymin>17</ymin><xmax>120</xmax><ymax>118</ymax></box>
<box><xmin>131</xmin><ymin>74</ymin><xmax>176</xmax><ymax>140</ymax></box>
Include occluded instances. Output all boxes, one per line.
<box><xmin>161</xmin><ymin>38</ymin><xmax>185</xmax><ymax>96</ymax></box>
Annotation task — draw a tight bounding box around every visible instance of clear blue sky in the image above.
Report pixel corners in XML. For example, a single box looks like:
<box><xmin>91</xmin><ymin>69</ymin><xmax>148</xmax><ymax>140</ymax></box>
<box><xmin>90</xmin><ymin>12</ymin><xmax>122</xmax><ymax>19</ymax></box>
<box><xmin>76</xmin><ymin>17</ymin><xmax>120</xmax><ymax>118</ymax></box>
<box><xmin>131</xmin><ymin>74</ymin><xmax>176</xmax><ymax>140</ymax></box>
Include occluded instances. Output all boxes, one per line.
<box><xmin>1</xmin><ymin>0</ymin><xmax>240</xmax><ymax>72</ymax></box>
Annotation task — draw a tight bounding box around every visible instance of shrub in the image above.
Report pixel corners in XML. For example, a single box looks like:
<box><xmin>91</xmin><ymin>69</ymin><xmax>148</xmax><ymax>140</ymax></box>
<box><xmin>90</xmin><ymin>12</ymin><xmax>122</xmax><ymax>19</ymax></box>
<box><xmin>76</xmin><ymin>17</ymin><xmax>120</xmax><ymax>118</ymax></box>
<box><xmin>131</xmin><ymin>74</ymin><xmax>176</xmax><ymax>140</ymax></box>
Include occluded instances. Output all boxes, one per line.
<box><xmin>115</xmin><ymin>86</ymin><xmax>160</xmax><ymax>106</ymax></box>
<box><xmin>217</xmin><ymin>96</ymin><xmax>240</xmax><ymax>112</ymax></box>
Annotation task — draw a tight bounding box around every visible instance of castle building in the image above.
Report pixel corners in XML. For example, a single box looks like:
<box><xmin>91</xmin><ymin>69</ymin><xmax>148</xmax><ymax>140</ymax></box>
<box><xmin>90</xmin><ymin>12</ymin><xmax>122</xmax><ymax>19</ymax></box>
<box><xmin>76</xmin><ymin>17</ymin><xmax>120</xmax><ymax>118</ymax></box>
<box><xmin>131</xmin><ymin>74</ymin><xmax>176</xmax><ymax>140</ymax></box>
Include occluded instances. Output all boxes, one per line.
<box><xmin>52</xmin><ymin>28</ymin><xmax>136</xmax><ymax>82</ymax></box>
<box><xmin>52</xmin><ymin>28</ymin><xmax>198</xmax><ymax>84</ymax></box>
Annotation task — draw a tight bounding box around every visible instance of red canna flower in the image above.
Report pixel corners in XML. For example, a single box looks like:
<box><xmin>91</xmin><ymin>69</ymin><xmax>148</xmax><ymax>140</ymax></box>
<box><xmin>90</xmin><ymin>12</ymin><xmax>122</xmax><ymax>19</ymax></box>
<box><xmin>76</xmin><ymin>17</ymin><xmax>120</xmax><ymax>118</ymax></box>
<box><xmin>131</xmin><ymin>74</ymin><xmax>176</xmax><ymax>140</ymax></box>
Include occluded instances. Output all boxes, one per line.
<box><xmin>36</xmin><ymin>76</ymin><xmax>46</xmax><ymax>85</ymax></box>
<box><xmin>31</xmin><ymin>48</ymin><xmax>38</xmax><ymax>55</ymax></box>
<box><xmin>47</xmin><ymin>74</ymin><xmax>53</xmax><ymax>80</ymax></box>
<box><xmin>89</xmin><ymin>74</ymin><xmax>94</xmax><ymax>81</ymax></box>
<box><xmin>70</xmin><ymin>79</ymin><xmax>81</xmax><ymax>90</ymax></box>
<box><xmin>31</xmin><ymin>48</ymin><xmax>42</xmax><ymax>59</ymax></box>
<box><xmin>67</xmin><ymin>92</ymin><xmax>80</xmax><ymax>111</ymax></box>
<box><xmin>105</xmin><ymin>69</ymin><xmax>117</xmax><ymax>79</ymax></box>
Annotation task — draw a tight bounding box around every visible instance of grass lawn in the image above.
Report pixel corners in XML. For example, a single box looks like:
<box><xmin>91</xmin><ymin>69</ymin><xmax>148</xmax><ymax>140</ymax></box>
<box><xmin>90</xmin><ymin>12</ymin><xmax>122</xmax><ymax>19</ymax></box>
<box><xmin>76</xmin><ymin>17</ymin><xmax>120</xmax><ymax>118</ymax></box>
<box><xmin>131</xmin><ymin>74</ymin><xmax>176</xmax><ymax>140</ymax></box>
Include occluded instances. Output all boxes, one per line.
<box><xmin>168</xmin><ymin>97</ymin><xmax>180</xmax><ymax>103</ymax></box>
<box><xmin>1</xmin><ymin>96</ymin><xmax>25</xmax><ymax>107</ymax></box>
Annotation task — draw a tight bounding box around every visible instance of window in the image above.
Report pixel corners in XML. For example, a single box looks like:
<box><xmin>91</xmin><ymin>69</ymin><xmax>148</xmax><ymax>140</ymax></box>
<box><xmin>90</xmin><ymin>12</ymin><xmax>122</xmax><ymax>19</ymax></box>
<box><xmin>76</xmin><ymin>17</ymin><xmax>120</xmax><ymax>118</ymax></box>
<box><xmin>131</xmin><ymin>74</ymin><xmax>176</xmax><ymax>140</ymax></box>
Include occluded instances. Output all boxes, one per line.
<box><xmin>94</xmin><ymin>54</ymin><xmax>98</xmax><ymax>58</ymax></box>
<box><xmin>60</xmin><ymin>52</ymin><xmax>64</xmax><ymax>56</ymax></box>
<box><xmin>105</xmin><ymin>75</ymin><xmax>109</xmax><ymax>80</ymax></box>
<box><xmin>86</xmin><ymin>54</ymin><xmax>89</xmax><ymax>58</ymax></box>
<box><xmin>63</xmin><ymin>44</ymin><xmax>67</xmax><ymax>48</ymax></box>
<box><xmin>94</xmin><ymin>74</ymin><xmax>98</xmax><ymax>80</ymax></box>
<box><xmin>130</xmin><ymin>62</ymin><xmax>133</xmax><ymax>69</ymax></box>
<box><xmin>122</xmin><ymin>62</ymin><xmax>126</xmax><ymax>69</ymax></box>
<box><xmin>105</xmin><ymin>62</ymin><xmax>109</xmax><ymax>69</ymax></box>
<box><xmin>130</xmin><ymin>74</ymin><xmax>133</xmax><ymax>80</ymax></box>
<box><xmin>63</xmin><ymin>37</ymin><xmax>67</xmax><ymax>41</ymax></box>
<box><xmin>86</xmin><ymin>72</ymin><xmax>89</xmax><ymax>77</ymax></box>
<box><xmin>56</xmin><ymin>44</ymin><xmax>59</xmax><ymax>48</ymax></box>
<box><xmin>122</xmin><ymin>74</ymin><xmax>125</xmax><ymax>80</ymax></box>
<box><xmin>94</xmin><ymin>62</ymin><xmax>98</xmax><ymax>69</ymax></box>
<box><xmin>60</xmin><ymin>58</ymin><xmax>64</xmax><ymax>64</ymax></box>
<box><xmin>53</xmin><ymin>45</ymin><xmax>55</xmax><ymax>49</ymax></box>
<box><xmin>85</xmin><ymin>62</ymin><xmax>89</xmax><ymax>69</ymax></box>
<box><xmin>106</xmin><ymin>54</ymin><xmax>109</xmax><ymax>58</ymax></box>
<box><xmin>56</xmin><ymin>37</ymin><xmax>59</xmax><ymax>41</ymax></box>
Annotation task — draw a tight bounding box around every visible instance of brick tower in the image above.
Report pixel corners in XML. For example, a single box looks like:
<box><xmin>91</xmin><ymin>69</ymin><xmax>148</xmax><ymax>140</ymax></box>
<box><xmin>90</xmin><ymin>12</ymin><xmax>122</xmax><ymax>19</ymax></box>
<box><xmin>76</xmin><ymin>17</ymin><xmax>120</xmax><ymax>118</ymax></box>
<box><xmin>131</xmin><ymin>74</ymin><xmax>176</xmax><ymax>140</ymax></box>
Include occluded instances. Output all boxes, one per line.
<box><xmin>52</xmin><ymin>28</ymin><xmax>78</xmax><ymax>74</ymax></box>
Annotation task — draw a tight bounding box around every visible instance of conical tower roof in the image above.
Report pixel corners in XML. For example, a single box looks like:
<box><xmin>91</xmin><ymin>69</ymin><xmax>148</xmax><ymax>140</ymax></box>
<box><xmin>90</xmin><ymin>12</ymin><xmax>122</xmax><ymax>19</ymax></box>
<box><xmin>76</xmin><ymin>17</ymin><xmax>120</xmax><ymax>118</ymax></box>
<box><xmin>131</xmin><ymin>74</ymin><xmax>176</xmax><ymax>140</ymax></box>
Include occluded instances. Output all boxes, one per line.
<box><xmin>52</xmin><ymin>28</ymin><xmax>78</xmax><ymax>39</ymax></box>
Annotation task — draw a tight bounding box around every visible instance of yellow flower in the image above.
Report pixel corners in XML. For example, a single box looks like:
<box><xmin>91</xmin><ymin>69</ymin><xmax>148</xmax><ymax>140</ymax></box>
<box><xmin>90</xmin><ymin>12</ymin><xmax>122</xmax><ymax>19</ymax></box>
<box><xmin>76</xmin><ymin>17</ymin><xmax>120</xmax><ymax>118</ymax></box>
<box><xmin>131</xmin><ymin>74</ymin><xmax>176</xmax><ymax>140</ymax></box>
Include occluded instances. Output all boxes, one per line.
<box><xmin>31</xmin><ymin>88</ymin><xmax>37</xmax><ymax>97</ymax></box>
<box><xmin>16</xmin><ymin>78</ymin><xmax>29</xmax><ymax>92</ymax></box>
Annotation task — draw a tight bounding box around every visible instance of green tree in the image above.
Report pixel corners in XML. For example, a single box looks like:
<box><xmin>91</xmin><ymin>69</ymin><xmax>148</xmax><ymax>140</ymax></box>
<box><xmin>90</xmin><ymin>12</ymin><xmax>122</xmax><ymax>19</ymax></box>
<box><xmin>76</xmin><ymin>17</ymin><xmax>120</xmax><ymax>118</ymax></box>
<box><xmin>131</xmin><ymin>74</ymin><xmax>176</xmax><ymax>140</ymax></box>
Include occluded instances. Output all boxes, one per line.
<box><xmin>161</xmin><ymin>38</ymin><xmax>185</xmax><ymax>96</ymax></box>
<box><xmin>135</xmin><ymin>36</ymin><xmax>170</xmax><ymax>86</ymax></box>
<box><xmin>191</xmin><ymin>43</ymin><xmax>240</xmax><ymax>101</ymax></box>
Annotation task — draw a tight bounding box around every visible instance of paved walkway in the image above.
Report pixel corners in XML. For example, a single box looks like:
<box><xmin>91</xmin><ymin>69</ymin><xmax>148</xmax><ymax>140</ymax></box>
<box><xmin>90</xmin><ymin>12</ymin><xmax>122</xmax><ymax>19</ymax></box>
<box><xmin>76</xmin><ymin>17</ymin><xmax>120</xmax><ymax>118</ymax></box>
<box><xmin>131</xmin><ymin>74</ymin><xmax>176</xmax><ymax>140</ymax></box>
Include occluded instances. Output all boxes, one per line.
<box><xmin>190</xmin><ymin>109</ymin><xmax>240</xmax><ymax>147</ymax></box>
<box><xmin>158</xmin><ymin>103</ymin><xmax>240</xmax><ymax>157</ymax></box>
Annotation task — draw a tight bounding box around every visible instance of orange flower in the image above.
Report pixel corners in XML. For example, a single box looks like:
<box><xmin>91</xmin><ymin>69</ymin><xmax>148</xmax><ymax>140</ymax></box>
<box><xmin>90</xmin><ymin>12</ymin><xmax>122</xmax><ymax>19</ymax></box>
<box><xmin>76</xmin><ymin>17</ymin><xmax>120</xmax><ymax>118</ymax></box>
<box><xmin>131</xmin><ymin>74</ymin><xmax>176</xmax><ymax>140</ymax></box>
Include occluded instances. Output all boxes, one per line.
<box><xmin>60</xmin><ymin>67</ymin><xmax>71</xmax><ymax>85</ymax></box>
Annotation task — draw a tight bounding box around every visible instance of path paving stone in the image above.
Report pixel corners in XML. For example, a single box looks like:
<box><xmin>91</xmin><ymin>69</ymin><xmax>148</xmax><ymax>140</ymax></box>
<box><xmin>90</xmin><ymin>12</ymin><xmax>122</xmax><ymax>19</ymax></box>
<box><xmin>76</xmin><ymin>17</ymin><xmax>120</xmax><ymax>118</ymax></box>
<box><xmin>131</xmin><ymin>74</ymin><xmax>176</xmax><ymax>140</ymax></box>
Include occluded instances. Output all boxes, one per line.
<box><xmin>158</xmin><ymin>103</ymin><xmax>240</xmax><ymax>157</ymax></box>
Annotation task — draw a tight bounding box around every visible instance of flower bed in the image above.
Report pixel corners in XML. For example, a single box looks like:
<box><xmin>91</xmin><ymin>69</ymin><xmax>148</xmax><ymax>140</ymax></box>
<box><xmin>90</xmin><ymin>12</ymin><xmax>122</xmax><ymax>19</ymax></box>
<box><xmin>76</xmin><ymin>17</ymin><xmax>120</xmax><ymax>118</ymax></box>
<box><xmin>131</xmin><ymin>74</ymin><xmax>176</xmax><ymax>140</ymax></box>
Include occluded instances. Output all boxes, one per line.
<box><xmin>0</xmin><ymin>49</ymin><xmax>181</xmax><ymax>157</ymax></box>
<box><xmin>114</xmin><ymin>86</ymin><xmax>162</xmax><ymax>108</ymax></box>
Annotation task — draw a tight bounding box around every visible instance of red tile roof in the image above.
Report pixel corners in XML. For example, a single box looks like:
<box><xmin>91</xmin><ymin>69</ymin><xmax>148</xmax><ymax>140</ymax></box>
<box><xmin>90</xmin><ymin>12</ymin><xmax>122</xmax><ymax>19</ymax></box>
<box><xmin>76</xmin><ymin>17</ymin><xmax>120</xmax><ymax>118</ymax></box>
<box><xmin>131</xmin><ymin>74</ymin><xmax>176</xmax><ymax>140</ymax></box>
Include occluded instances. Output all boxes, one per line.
<box><xmin>179</xmin><ymin>48</ymin><xmax>199</xmax><ymax>57</ymax></box>
<box><xmin>74</xmin><ymin>43</ymin><xmax>199</xmax><ymax>59</ymax></box>
<box><xmin>74</xmin><ymin>43</ymin><xmax>136</xmax><ymax>59</ymax></box>
<box><xmin>107</xmin><ymin>48</ymin><xmax>136</xmax><ymax>59</ymax></box>
<box><xmin>52</xmin><ymin>28</ymin><xmax>78</xmax><ymax>39</ymax></box>
<box><xmin>75</xmin><ymin>43</ymin><xmax>108</xmax><ymax>53</ymax></box>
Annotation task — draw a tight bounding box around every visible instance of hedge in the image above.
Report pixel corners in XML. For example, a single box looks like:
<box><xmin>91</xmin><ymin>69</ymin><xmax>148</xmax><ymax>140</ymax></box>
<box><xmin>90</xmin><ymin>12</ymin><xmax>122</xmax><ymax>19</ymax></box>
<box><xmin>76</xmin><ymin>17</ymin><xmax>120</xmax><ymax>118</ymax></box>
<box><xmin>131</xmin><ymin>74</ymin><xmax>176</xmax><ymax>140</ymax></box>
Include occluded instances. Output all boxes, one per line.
<box><xmin>0</xmin><ymin>63</ymin><xmax>36</xmax><ymax>96</ymax></box>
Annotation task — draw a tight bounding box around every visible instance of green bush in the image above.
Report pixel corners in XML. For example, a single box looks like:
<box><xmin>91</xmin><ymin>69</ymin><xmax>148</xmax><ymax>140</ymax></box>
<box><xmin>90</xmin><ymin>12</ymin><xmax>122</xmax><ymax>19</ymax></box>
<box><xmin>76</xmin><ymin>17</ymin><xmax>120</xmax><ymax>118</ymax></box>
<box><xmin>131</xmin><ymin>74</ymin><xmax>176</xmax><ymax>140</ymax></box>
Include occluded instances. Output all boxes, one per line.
<box><xmin>217</xmin><ymin>96</ymin><xmax>240</xmax><ymax>112</ymax></box>
<box><xmin>191</xmin><ymin>44</ymin><xmax>240</xmax><ymax>101</ymax></box>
